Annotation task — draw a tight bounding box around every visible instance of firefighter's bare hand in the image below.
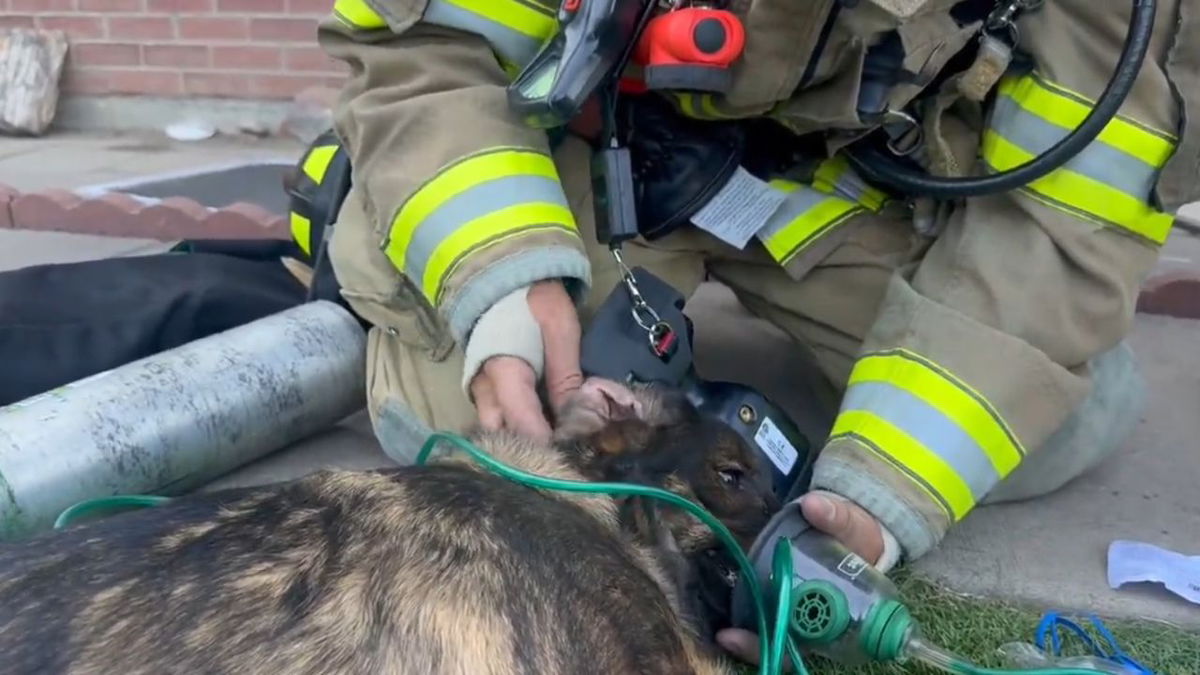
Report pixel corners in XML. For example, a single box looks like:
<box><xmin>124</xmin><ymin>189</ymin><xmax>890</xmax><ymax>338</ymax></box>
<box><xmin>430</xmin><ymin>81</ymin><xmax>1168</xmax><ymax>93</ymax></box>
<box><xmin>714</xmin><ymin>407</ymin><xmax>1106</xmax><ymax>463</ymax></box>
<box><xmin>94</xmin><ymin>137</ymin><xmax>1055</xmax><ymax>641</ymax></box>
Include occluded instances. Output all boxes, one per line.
<box><xmin>715</xmin><ymin>493</ymin><xmax>884</xmax><ymax>670</ymax></box>
<box><xmin>470</xmin><ymin>280</ymin><xmax>583</xmax><ymax>441</ymax></box>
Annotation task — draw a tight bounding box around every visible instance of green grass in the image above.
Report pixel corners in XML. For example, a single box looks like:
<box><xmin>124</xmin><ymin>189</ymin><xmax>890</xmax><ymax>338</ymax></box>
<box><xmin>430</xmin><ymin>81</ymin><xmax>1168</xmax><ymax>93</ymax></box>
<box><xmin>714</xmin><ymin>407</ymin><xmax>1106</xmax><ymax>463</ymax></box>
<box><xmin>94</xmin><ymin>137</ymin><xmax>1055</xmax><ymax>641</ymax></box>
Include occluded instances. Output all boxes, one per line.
<box><xmin>738</xmin><ymin>569</ymin><xmax>1200</xmax><ymax>675</ymax></box>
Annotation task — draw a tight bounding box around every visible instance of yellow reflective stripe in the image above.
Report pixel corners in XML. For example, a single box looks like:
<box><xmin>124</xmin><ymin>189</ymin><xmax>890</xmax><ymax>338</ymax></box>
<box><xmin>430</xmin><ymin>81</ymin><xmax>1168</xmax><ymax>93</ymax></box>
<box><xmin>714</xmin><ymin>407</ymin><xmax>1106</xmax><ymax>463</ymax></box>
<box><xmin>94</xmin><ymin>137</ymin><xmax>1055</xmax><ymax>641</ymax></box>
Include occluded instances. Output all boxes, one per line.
<box><xmin>831</xmin><ymin>411</ymin><xmax>974</xmax><ymax>521</ymax></box>
<box><xmin>290</xmin><ymin>212</ymin><xmax>312</xmax><ymax>256</ymax></box>
<box><xmin>302</xmin><ymin>144</ymin><xmax>338</xmax><ymax>184</ymax></box>
<box><xmin>761</xmin><ymin>195</ymin><xmax>861</xmax><ymax>265</ymax></box>
<box><xmin>422</xmin><ymin>203</ymin><xmax>576</xmax><ymax>302</ymax></box>
<box><xmin>441</xmin><ymin>0</ymin><xmax>555</xmax><ymax>40</ymax></box>
<box><xmin>386</xmin><ymin>149</ymin><xmax>559</xmax><ymax>271</ymax></box>
<box><xmin>333</xmin><ymin>0</ymin><xmax>387</xmax><ymax>29</ymax></box>
<box><xmin>768</xmin><ymin>178</ymin><xmax>800</xmax><ymax>193</ymax></box>
<box><xmin>673</xmin><ymin>92</ymin><xmax>740</xmax><ymax>120</ymax></box>
<box><xmin>848</xmin><ymin>350</ymin><xmax>1025</xmax><ymax>477</ymax></box>
<box><xmin>998</xmin><ymin>74</ymin><xmax>1176</xmax><ymax>168</ymax></box>
<box><xmin>983</xmin><ymin>130</ymin><xmax>1175</xmax><ymax>244</ymax></box>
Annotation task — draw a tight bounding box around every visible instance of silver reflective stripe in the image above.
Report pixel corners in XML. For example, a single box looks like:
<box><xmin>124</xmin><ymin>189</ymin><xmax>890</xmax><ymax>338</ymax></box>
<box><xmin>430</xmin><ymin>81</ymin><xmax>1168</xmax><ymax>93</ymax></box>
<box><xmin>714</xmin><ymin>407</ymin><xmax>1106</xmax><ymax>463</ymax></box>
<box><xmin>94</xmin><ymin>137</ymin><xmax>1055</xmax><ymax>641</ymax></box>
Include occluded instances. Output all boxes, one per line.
<box><xmin>832</xmin><ymin>167</ymin><xmax>879</xmax><ymax>206</ymax></box>
<box><xmin>990</xmin><ymin>96</ymin><xmax>1159</xmax><ymax>200</ymax></box>
<box><xmin>758</xmin><ymin>186</ymin><xmax>828</xmax><ymax>240</ymax></box>
<box><xmin>405</xmin><ymin>174</ymin><xmax>569</xmax><ymax>287</ymax></box>
<box><xmin>425</xmin><ymin>0</ymin><xmax>544</xmax><ymax>68</ymax></box>
<box><xmin>840</xmin><ymin>381</ymin><xmax>1000</xmax><ymax>500</ymax></box>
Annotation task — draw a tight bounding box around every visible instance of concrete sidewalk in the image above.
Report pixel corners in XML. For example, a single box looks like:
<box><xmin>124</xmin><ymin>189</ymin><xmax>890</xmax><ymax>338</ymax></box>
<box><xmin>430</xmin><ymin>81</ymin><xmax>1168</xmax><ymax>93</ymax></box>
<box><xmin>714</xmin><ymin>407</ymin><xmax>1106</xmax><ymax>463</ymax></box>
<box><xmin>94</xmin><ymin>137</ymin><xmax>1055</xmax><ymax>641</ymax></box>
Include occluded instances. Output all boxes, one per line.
<box><xmin>2</xmin><ymin>131</ymin><xmax>1197</xmax><ymax>632</ymax></box>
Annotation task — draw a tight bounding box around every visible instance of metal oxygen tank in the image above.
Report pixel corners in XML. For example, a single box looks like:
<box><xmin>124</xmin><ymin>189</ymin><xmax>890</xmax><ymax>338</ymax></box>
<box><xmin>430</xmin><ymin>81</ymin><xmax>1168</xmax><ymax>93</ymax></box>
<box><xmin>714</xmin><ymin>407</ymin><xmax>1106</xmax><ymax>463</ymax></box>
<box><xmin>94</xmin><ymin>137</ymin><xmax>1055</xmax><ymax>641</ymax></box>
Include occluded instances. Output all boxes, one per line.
<box><xmin>0</xmin><ymin>300</ymin><xmax>367</xmax><ymax>540</ymax></box>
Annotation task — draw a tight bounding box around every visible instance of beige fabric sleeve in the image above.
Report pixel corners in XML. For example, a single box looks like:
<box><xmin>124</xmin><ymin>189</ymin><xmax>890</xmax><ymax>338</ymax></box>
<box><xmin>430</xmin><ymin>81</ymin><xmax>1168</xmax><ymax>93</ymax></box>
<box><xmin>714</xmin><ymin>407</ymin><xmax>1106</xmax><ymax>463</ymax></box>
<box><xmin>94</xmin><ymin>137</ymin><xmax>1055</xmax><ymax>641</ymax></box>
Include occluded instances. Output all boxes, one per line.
<box><xmin>810</xmin><ymin>0</ymin><xmax>1188</xmax><ymax>559</ymax></box>
<box><xmin>317</xmin><ymin>0</ymin><xmax>591</xmax><ymax>345</ymax></box>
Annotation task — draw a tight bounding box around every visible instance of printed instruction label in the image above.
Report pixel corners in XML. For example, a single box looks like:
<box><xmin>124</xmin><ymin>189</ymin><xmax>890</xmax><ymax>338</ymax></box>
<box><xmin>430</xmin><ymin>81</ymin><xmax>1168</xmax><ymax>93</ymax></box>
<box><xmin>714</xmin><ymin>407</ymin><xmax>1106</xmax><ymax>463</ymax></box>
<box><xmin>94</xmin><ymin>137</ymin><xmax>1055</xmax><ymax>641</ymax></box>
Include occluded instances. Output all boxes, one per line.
<box><xmin>754</xmin><ymin>416</ymin><xmax>799</xmax><ymax>475</ymax></box>
<box><xmin>690</xmin><ymin>166</ymin><xmax>787</xmax><ymax>249</ymax></box>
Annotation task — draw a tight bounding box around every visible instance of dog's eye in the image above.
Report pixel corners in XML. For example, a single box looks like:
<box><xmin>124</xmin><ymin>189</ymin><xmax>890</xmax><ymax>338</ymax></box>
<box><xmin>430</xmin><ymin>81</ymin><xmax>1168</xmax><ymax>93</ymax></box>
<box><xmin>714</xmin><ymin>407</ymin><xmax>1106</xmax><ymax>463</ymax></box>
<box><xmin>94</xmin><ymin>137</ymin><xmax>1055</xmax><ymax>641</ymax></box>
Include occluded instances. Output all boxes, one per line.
<box><xmin>717</xmin><ymin>468</ymin><xmax>743</xmax><ymax>488</ymax></box>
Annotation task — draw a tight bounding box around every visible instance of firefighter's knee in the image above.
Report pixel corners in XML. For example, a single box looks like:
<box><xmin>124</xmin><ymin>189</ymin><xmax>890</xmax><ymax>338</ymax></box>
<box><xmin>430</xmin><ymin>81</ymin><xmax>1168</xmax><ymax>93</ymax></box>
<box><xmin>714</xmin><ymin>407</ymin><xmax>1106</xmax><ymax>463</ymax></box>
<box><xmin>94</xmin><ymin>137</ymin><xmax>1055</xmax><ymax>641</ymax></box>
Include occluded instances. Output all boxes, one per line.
<box><xmin>983</xmin><ymin>341</ymin><xmax>1145</xmax><ymax>504</ymax></box>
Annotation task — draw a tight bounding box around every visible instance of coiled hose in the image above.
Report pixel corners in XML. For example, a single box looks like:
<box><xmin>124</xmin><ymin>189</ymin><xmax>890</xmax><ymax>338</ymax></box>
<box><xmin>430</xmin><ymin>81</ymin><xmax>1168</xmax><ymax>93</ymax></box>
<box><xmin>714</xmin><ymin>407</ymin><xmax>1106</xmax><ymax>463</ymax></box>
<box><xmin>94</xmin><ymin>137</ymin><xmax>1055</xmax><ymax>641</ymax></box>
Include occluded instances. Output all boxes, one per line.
<box><xmin>845</xmin><ymin>0</ymin><xmax>1157</xmax><ymax>199</ymax></box>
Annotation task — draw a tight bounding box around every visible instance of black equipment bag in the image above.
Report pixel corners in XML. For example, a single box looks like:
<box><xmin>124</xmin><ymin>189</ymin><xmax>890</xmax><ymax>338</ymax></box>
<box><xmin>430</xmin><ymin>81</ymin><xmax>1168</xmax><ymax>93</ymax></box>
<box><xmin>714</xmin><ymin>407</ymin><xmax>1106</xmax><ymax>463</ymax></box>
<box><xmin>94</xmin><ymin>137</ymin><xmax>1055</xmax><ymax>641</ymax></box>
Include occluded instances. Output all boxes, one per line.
<box><xmin>0</xmin><ymin>246</ymin><xmax>308</xmax><ymax>407</ymax></box>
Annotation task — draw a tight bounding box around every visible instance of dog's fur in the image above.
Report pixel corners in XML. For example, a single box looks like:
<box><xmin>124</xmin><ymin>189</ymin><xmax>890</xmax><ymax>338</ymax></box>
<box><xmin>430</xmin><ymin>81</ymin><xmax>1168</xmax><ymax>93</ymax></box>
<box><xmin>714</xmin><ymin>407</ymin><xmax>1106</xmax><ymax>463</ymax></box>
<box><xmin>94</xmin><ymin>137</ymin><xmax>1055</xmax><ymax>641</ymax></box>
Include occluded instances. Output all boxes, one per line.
<box><xmin>0</xmin><ymin>379</ymin><xmax>779</xmax><ymax>674</ymax></box>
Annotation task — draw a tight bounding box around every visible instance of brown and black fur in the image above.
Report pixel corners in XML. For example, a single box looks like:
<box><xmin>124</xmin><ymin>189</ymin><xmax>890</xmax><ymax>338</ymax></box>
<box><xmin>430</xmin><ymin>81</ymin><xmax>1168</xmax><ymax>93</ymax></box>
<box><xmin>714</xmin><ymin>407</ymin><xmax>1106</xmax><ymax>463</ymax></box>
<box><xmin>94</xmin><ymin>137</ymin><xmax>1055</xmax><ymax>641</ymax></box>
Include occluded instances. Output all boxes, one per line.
<box><xmin>0</xmin><ymin>379</ymin><xmax>779</xmax><ymax>675</ymax></box>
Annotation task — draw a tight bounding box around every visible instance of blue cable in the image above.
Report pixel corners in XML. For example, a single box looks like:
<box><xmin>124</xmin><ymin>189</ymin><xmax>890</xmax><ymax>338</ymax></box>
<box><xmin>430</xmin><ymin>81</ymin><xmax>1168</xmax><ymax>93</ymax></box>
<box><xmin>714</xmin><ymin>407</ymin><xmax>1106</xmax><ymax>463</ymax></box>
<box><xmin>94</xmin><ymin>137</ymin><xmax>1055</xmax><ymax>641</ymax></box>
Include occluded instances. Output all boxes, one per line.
<box><xmin>1035</xmin><ymin>612</ymin><xmax>1154</xmax><ymax>675</ymax></box>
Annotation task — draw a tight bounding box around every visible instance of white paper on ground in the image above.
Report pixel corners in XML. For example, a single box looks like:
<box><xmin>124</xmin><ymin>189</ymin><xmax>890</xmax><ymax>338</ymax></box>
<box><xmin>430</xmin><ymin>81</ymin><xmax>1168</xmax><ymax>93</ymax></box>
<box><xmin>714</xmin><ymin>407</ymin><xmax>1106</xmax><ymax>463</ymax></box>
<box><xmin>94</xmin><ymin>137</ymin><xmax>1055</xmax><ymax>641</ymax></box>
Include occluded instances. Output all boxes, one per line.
<box><xmin>1106</xmin><ymin>539</ymin><xmax>1200</xmax><ymax>605</ymax></box>
<box><xmin>690</xmin><ymin>166</ymin><xmax>787</xmax><ymax>249</ymax></box>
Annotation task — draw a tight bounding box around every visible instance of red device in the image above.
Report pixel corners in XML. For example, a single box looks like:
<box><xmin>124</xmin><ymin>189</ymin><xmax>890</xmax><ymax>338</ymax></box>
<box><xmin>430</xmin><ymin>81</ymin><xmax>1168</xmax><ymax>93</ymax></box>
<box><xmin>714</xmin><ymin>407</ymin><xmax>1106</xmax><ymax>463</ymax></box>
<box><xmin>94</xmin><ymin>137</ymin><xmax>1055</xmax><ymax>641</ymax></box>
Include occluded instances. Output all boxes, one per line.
<box><xmin>632</xmin><ymin>7</ymin><xmax>745</xmax><ymax>93</ymax></box>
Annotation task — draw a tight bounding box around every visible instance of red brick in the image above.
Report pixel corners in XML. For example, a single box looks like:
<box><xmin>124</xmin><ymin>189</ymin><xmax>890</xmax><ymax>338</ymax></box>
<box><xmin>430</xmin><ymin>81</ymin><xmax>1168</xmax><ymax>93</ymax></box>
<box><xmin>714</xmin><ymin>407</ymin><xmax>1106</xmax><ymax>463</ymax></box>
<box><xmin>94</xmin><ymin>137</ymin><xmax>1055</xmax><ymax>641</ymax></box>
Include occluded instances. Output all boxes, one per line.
<box><xmin>148</xmin><ymin>0</ymin><xmax>212</xmax><ymax>10</ymax></box>
<box><xmin>143</xmin><ymin>44</ymin><xmax>209</xmax><ymax>67</ymax></box>
<box><xmin>79</xmin><ymin>0</ymin><xmax>145</xmax><ymax>10</ymax></box>
<box><xmin>287</xmin><ymin>0</ymin><xmax>330</xmax><ymax>14</ymax></box>
<box><xmin>105</xmin><ymin>68</ymin><xmax>183</xmax><ymax>95</ymax></box>
<box><xmin>211</xmin><ymin>45</ymin><xmax>282</xmax><ymax>70</ymax></box>
<box><xmin>183</xmin><ymin>71</ymin><xmax>254</xmax><ymax>97</ymax></box>
<box><xmin>249</xmin><ymin>17</ymin><xmax>315</xmax><ymax>42</ymax></box>
<box><xmin>1137</xmin><ymin>272</ymin><xmax>1200</xmax><ymax>320</ymax></box>
<box><xmin>70</xmin><ymin>42</ymin><xmax>141</xmax><ymax>66</ymax></box>
<box><xmin>178</xmin><ymin>16</ymin><xmax>248</xmax><ymax>40</ymax></box>
<box><xmin>12</xmin><ymin>0</ymin><xmax>73</xmax><ymax>10</ymax></box>
<box><xmin>0</xmin><ymin>15</ymin><xmax>36</xmax><ymax>29</ymax></box>
<box><xmin>218</xmin><ymin>0</ymin><xmax>283</xmax><ymax>11</ymax></box>
<box><xmin>37</xmin><ymin>15</ymin><xmax>105</xmax><ymax>39</ymax></box>
<box><xmin>61</xmin><ymin>69</ymin><xmax>112</xmax><ymax>95</ymax></box>
<box><xmin>11</xmin><ymin>190</ymin><xmax>82</xmax><ymax>234</ymax></box>
<box><xmin>283</xmin><ymin>46</ymin><xmax>343</xmax><ymax>73</ymax></box>
<box><xmin>250</xmin><ymin>73</ymin><xmax>330</xmax><ymax>99</ymax></box>
<box><xmin>108</xmin><ymin>16</ymin><xmax>175</xmax><ymax>39</ymax></box>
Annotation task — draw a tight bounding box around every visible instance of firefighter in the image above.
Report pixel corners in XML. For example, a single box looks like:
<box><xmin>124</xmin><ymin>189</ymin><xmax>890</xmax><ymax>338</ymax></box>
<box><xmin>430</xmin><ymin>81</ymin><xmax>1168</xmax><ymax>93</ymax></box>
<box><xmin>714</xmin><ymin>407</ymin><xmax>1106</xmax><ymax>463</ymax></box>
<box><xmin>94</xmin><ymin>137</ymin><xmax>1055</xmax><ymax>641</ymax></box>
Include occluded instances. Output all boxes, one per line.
<box><xmin>312</xmin><ymin>0</ymin><xmax>1197</xmax><ymax>661</ymax></box>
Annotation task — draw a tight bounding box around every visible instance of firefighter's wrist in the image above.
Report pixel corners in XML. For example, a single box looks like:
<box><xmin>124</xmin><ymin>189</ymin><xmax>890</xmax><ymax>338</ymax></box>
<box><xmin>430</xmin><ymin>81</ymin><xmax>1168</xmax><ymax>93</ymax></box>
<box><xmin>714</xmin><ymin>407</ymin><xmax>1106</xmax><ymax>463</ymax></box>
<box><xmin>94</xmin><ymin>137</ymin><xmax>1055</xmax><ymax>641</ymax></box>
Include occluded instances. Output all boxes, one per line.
<box><xmin>461</xmin><ymin>285</ymin><xmax>545</xmax><ymax>401</ymax></box>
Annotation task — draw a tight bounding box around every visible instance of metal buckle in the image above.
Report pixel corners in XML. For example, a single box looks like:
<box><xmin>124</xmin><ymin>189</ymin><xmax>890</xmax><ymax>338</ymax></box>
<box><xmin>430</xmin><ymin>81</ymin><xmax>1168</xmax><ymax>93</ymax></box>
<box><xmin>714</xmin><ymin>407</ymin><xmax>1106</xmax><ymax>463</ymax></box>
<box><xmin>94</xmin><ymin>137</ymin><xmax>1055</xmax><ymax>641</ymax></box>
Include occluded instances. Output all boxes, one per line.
<box><xmin>882</xmin><ymin>109</ymin><xmax>924</xmax><ymax>158</ymax></box>
<box><xmin>985</xmin><ymin>0</ymin><xmax>1044</xmax><ymax>44</ymax></box>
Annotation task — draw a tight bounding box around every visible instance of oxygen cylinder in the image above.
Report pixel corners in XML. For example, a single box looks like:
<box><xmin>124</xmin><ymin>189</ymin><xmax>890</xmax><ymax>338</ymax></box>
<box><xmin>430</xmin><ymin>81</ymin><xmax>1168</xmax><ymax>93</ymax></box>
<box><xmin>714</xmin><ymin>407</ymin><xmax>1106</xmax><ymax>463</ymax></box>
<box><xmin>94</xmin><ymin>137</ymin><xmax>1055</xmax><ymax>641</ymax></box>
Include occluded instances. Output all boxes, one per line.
<box><xmin>0</xmin><ymin>300</ymin><xmax>367</xmax><ymax>540</ymax></box>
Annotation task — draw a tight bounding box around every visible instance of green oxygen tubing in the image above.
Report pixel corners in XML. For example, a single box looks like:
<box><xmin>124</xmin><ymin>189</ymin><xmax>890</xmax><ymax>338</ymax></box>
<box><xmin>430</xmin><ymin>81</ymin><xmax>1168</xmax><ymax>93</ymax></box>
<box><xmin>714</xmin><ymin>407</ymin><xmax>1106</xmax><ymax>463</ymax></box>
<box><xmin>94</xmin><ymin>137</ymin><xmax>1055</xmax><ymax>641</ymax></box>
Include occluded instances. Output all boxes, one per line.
<box><xmin>53</xmin><ymin>432</ymin><xmax>1131</xmax><ymax>675</ymax></box>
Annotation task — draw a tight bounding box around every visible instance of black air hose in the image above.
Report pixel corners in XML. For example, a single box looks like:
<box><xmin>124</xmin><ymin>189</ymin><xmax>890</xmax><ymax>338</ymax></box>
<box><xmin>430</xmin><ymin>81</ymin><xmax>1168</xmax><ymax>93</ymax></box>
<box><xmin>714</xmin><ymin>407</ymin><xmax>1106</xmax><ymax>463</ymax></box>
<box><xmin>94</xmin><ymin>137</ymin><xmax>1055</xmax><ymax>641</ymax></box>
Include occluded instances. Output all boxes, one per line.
<box><xmin>845</xmin><ymin>0</ymin><xmax>1158</xmax><ymax>199</ymax></box>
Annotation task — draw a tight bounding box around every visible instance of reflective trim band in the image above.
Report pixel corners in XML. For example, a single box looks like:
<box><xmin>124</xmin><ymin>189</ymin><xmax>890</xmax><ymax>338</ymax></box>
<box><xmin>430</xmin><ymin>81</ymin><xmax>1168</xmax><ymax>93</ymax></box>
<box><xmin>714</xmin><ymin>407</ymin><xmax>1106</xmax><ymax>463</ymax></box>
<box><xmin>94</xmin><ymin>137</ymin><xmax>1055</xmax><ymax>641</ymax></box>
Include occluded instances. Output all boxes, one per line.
<box><xmin>986</xmin><ymin>73</ymin><xmax>1178</xmax><ymax>245</ymax></box>
<box><xmin>832</xmin><ymin>413</ymin><xmax>974</xmax><ymax>520</ymax></box>
<box><xmin>840</xmin><ymin>382</ymin><xmax>999</xmax><ymax>501</ymax></box>
<box><xmin>674</xmin><ymin>93</ymin><xmax>739</xmax><ymax>120</ymax></box>
<box><xmin>291</xmin><ymin>212</ymin><xmax>312</xmax><ymax>256</ymax></box>
<box><xmin>302</xmin><ymin>144</ymin><xmax>339</xmax><ymax>184</ymax></box>
<box><xmin>383</xmin><ymin>148</ymin><xmax>576</xmax><ymax>304</ymax></box>
<box><xmin>997</xmin><ymin>74</ymin><xmax>1177</xmax><ymax>165</ymax></box>
<box><xmin>404</xmin><ymin>174</ymin><xmax>569</xmax><ymax>294</ymax></box>
<box><xmin>333</xmin><ymin>0</ymin><xmax>388</xmax><ymax>29</ymax></box>
<box><xmin>425</xmin><ymin>0</ymin><xmax>555</xmax><ymax>69</ymax></box>
<box><xmin>758</xmin><ymin>179</ymin><xmax>862</xmax><ymax>265</ymax></box>
<box><xmin>983</xmin><ymin>131</ymin><xmax>1175</xmax><ymax>244</ymax></box>
<box><xmin>830</xmin><ymin>349</ymin><xmax>1026</xmax><ymax>521</ymax></box>
<box><xmin>423</xmin><ymin>203</ymin><xmax>575</xmax><ymax>302</ymax></box>
<box><xmin>812</xmin><ymin>155</ymin><xmax>888</xmax><ymax>212</ymax></box>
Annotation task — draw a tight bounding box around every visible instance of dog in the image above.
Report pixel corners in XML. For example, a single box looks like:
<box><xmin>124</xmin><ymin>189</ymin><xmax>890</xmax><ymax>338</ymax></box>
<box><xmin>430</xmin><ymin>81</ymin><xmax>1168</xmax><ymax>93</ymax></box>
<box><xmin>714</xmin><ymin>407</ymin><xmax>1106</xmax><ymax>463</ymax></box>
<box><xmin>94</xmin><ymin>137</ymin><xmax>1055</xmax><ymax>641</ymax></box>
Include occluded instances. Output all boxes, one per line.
<box><xmin>0</xmin><ymin>378</ymin><xmax>780</xmax><ymax>674</ymax></box>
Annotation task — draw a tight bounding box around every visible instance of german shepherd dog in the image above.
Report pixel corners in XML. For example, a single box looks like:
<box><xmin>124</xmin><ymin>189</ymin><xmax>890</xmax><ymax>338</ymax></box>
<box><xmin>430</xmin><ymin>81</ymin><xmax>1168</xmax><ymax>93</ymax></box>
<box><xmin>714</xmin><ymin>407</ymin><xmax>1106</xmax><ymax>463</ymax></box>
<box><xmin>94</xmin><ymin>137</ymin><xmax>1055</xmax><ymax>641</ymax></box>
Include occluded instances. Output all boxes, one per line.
<box><xmin>0</xmin><ymin>378</ymin><xmax>780</xmax><ymax>674</ymax></box>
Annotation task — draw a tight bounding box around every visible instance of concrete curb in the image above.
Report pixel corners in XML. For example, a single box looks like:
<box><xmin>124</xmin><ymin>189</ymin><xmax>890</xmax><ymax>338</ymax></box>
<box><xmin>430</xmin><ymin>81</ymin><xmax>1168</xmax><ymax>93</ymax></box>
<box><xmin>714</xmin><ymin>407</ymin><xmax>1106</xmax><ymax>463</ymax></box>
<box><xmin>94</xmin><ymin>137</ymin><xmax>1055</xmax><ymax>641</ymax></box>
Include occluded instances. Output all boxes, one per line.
<box><xmin>1137</xmin><ymin>271</ymin><xmax>1200</xmax><ymax>320</ymax></box>
<box><xmin>0</xmin><ymin>181</ymin><xmax>289</xmax><ymax>241</ymax></box>
<box><xmin>0</xmin><ymin>180</ymin><xmax>1197</xmax><ymax>318</ymax></box>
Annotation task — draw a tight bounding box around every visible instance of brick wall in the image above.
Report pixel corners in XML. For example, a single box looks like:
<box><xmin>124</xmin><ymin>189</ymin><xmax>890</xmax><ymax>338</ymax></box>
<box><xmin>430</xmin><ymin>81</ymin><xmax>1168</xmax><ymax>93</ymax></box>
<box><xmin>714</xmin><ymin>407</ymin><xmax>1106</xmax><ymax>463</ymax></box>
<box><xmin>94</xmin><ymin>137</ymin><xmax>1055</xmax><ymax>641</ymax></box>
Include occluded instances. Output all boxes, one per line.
<box><xmin>0</xmin><ymin>0</ymin><xmax>348</xmax><ymax>100</ymax></box>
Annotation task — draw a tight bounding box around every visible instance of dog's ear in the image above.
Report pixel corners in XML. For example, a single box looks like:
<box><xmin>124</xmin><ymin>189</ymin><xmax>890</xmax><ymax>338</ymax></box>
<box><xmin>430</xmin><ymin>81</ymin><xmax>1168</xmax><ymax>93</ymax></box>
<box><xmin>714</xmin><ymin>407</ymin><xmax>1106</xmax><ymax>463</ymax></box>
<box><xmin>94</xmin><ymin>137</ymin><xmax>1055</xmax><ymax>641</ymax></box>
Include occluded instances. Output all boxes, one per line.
<box><xmin>586</xmin><ymin>378</ymin><xmax>643</xmax><ymax>421</ymax></box>
<box><xmin>553</xmin><ymin>378</ymin><xmax>645</xmax><ymax>441</ymax></box>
